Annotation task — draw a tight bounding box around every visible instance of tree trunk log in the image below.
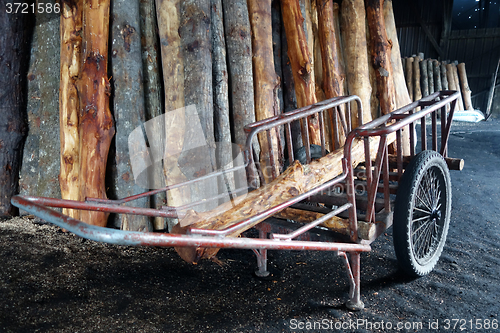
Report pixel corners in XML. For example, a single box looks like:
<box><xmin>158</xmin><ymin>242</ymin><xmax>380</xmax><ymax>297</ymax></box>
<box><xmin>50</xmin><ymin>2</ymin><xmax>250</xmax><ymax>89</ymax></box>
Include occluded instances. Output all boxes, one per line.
<box><xmin>179</xmin><ymin>0</ymin><xmax>218</xmax><ymax>212</ymax></box>
<box><xmin>248</xmin><ymin>0</ymin><xmax>281</xmax><ymax>184</ymax></box>
<box><xmin>383</xmin><ymin>0</ymin><xmax>410</xmax><ymax>154</ymax></box>
<box><xmin>446</xmin><ymin>63</ymin><xmax>459</xmax><ymax>112</ymax></box>
<box><xmin>59</xmin><ymin>0</ymin><xmax>82</xmax><ymax>219</ymax></box>
<box><xmin>156</xmin><ymin>0</ymin><xmax>191</xmax><ymax>229</ymax></box>
<box><xmin>0</xmin><ymin>10</ymin><xmax>30</xmax><ymax>217</ymax></box>
<box><xmin>405</xmin><ymin>57</ymin><xmax>414</xmax><ymax>101</ymax></box>
<box><xmin>222</xmin><ymin>0</ymin><xmax>258</xmax><ymax>153</ymax></box>
<box><xmin>420</xmin><ymin>58</ymin><xmax>429</xmax><ymax>97</ymax></box>
<box><xmin>458</xmin><ymin>63</ymin><xmax>473</xmax><ymax>110</ymax></box>
<box><xmin>171</xmin><ymin>133</ymin><xmax>396</xmax><ymax>263</ymax></box>
<box><xmin>452</xmin><ymin>63</ymin><xmax>465</xmax><ymax>111</ymax></box>
<box><xmin>413</xmin><ymin>56</ymin><xmax>422</xmax><ymax>102</ymax></box>
<box><xmin>317</xmin><ymin>0</ymin><xmax>346</xmax><ymax>150</ymax></box>
<box><xmin>281</xmin><ymin>0</ymin><xmax>321</xmax><ymax>145</ymax></box>
<box><xmin>433</xmin><ymin>60</ymin><xmax>442</xmax><ymax>92</ymax></box>
<box><xmin>340</xmin><ymin>0</ymin><xmax>372</xmax><ymax>129</ymax></box>
<box><xmin>21</xmin><ymin>9</ymin><xmax>61</xmax><ymax>202</ymax></box>
<box><xmin>211</xmin><ymin>0</ymin><xmax>235</xmax><ymax>200</ymax></box>
<box><xmin>440</xmin><ymin>62</ymin><xmax>449</xmax><ymax>90</ymax></box>
<box><xmin>365</xmin><ymin>0</ymin><xmax>396</xmax><ymax>117</ymax></box>
<box><xmin>280</xmin><ymin>10</ymin><xmax>303</xmax><ymax>151</ymax></box>
<box><xmin>111</xmin><ymin>0</ymin><xmax>152</xmax><ymax>231</ymax></box>
<box><xmin>140</xmin><ymin>0</ymin><xmax>166</xmax><ymax>230</ymax></box>
<box><xmin>77</xmin><ymin>0</ymin><xmax>115</xmax><ymax>227</ymax></box>
<box><xmin>427</xmin><ymin>59</ymin><xmax>434</xmax><ymax>95</ymax></box>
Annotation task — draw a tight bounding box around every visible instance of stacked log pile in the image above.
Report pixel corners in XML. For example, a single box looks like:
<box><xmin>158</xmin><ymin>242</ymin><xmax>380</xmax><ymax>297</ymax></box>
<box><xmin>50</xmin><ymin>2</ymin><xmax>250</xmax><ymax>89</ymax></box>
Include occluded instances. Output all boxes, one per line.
<box><xmin>403</xmin><ymin>55</ymin><xmax>475</xmax><ymax>112</ymax></box>
<box><xmin>4</xmin><ymin>0</ymin><xmax>415</xmax><ymax>251</ymax></box>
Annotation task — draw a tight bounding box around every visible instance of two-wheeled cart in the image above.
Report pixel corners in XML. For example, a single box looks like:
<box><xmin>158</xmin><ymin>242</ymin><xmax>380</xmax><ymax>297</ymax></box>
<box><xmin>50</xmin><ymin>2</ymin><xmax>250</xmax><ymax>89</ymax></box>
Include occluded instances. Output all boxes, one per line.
<box><xmin>12</xmin><ymin>90</ymin><xmax>462</xmax><ymax>310</ymax></box>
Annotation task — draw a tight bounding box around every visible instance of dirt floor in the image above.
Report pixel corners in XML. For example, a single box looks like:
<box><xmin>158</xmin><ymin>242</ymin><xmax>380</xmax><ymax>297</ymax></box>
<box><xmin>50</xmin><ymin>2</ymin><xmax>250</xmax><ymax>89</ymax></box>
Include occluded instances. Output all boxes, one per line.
<box><xmin>1</xmin><ymin>119</ymin><xmax>499</xmax><ymax>333</ymax></box>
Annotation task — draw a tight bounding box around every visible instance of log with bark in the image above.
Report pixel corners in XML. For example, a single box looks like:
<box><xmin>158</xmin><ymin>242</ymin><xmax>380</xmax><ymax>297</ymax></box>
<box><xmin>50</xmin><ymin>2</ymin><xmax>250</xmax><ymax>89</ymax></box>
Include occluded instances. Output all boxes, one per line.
<box><xmin>340</xmin><ymin>0</ymin><xmax>372</xmax><ymax>129</ymax></box>
<box><xmin>211</xmin><ymin>0</ymin><xmax>235</xmax><ymax>200</ymax></box>
<box><xmin>248</xmin><ymin>0</ymin><xmax>281</xmax><ymax>183</ymax></box>
<box><xmin>179</xmin><ymin>0</ymin><xmax>218</xmax><ymax>212</ymax></box>
<box><xmin>280</xmin><ymin>8</ymin><xmax>303</xmax><ymax>151</ymax></box>
<box><xmin>222</xmin><ymin>0</ymin><xmax>260</xmax><ymax>166</ymax></box>
<box><xmin>59</xmin><ymin>0</ymin><xmax>82</xmax><ymax>220</ymax></box>
<box><xmin>433</xmin><ymin>60</ymin><xmax>442</xmax><ymax>92</ymax></box>
<box><xmin>458</xmin><ymin>63</ymin><xmax>473</xmax><ymax>110</ymax></box>
<box><xmin>383</xmin><ymin>0</ymin><xmax>411</xmax><ymax>155</ymax></box>
<box><xmin>111</xmin><ymin>0</ymin><xmax>152</xmax><ymax>231</ymax></box>
<box><xmin>156</xmin><ymin>0</ymin><xmax>191</xmax><ymax>228</ymax></box>
<box><xmin>317</xmin><ymin>0</ymin><xmax>346</xmax><ymax>149</ymax></box>
<box><xmin>405</xmin><ymin>57</ymin><xmax>414</xmax><ymax>101</ymax></box>
<box><xmin>427</xmin><ymin>59</ymin><xmax>434</xmax><ymax>95</ymax></box>
<box><xmin>171</xmin><ymin>132</ymin><xmax>396</xmax><ymax>263</ymax></box>
<box><xmin>451</xmin><ymin>63</ymin><xmax>465</xmax><ymax>111</ymax></box>
<box><xmin>420</xmin><ymin>58</ymin><xmax>429</xmax><ymax>97</ymax></box>
<box><xmin>445</xmin><ymin>63</ymin><xmax>459</xmax><ymax>112</ymax></box>
<box><xmin>365</xmin><ymin>0</ymin><xmax>396</xmax><ymax>118</ymax></box>
<box><xmin>0</xmin><ymin>9</ymin><xmax>31</xmax><ymax>216</ymax></box>
<box><xmin>440</xmin><ymin>62</ymin><xmax>449</xmax><ymax>90</ymax></box>
<box><xmin>21</xmin><ymin>8</ymin><xmax>61</xmax><ymax>202</ymax></box>
<box><xmin>281</xmin><ymin>0</ymin><xmax>321</xmax><ymax>145</ymax></box>
<box><xmin>77</xmin><ymin>0</ymin><xmax>115</xmax><ymax>227</ymax></box>
<box><xmin>140</xmin><ymin>0</ymin><xmax>166</xmax><ymax>229</ymax></box>
<box><xmin>413</xmin><ymin>56</ymin><xmax>422</xmax><ymax>103</ymax></box>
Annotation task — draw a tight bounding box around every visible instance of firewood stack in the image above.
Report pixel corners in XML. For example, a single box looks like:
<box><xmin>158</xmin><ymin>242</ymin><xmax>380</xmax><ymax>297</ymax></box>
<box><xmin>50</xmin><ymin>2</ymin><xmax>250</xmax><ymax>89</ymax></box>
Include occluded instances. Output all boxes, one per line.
<box><xmin>7</xmin><ymin>0</ymin><xmax>413</xmax><ymax>244</ymax></box>
<box><xmin>403</xmin><ymin>55</ymin><xmax>474</xmax><ymax>112</ymax></box>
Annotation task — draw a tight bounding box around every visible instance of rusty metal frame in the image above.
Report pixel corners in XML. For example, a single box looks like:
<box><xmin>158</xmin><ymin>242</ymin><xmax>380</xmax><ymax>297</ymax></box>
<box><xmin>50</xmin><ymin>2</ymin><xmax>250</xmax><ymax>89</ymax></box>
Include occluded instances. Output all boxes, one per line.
<box><xmin>11</xmin><ymin>91</ymin><xmax>459</xmax><ymax>311</ymax></box>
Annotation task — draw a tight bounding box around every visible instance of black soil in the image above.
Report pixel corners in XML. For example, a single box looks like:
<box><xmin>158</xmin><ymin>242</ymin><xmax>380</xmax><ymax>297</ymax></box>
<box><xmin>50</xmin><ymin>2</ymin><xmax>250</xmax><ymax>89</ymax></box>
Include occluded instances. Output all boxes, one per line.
<box><xmin>1</xmin><ymin>120</ymin><xmax>499</xmax><ymax>333</ymax></box>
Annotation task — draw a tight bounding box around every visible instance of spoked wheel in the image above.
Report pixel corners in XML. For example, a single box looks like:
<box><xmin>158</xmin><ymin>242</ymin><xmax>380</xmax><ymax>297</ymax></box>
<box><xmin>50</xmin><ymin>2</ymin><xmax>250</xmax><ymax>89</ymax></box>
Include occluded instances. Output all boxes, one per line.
<box><xmin>393</xmin><ymin>151</ymin><xmax>452</xmax><ymax>277</ymax></box>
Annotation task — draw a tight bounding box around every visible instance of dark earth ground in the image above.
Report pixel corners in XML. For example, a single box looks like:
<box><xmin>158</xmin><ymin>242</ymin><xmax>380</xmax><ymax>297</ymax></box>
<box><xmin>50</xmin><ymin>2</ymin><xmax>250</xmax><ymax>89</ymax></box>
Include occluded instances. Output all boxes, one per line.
<box><xmin>1</xmin><ymin>119</ymin><xmax>499</xmax><ymax>333</ymax></box>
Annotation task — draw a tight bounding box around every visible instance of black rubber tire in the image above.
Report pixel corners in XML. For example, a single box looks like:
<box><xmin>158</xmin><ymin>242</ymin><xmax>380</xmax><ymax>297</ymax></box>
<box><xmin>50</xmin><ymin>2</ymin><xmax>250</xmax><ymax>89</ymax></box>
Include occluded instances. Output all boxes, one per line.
<box><xmin>393</xmin><ymin>150</ymin><xmax>452</xmax><ymax>277</ymax></box>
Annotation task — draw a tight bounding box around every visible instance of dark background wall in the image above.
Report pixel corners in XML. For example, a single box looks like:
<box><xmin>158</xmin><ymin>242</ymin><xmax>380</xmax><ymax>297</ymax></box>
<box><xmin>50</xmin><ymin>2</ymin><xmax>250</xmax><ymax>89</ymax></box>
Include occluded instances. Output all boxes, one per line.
<box><xmin>392</xmin><ymin>0</ymin><xmax>500</xmax><ymax>115</ymax></box>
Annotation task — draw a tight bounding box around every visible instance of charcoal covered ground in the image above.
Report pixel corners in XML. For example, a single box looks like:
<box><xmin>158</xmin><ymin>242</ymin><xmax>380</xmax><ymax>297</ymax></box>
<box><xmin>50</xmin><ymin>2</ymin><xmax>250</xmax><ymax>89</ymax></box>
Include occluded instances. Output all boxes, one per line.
<box><xmin>1</xmin><ymin>120</ymin><xmax>499</xmax><ymax>333</ymax></box>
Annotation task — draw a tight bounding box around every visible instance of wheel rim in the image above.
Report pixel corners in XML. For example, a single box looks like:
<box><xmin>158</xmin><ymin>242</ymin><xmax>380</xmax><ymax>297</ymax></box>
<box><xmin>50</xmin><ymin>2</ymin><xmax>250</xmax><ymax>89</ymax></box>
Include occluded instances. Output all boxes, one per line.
<box><xmin>410</xmin><ymin>166</ymin><xmax>447</xmax><ymax>265</ymax></box>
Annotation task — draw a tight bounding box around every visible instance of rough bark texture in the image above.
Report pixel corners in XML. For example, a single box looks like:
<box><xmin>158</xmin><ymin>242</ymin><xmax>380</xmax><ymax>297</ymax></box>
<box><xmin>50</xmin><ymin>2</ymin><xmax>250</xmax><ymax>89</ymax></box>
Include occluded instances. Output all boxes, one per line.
<box><xmin>59</xmin><ymin>0</ymin><xmax>82</xmax><ymax>219</ymax></box>
<box><xmin>180</xmin><ymin>0</ymin><xmax>218</xmax><ymax>212</ymax></box>
<box><xmin>172</xmin><ymin>133</ymin><xmax>396</xmax><ymax>263</ymax></box>
<box><xmin>458</xmin><ymin>63</ymin><xmax>473</xmax><ymax>110</ymax></box>
<box><xmin>222</xmin><ymin>0</ymin><xmax>258</xmax><ymax>152</ymax></box>
<box><xmin>413</xmin><ymin>56</ymin><xmax>422</xmax><ymax>102</ymax></box>
<box><xmin>340</xmin><ymin>0</ymin><xmax>372</xmax><ymax>129</ymax></box>
<box><xmin>111</xmin><ymin>0</ymin><xmax>152</xmax><ymax>231</ymax></box>
<box><xmin>0</xmin><ymin>9</ymin><xmax>30</xmax><ymax>216</ymax></box>
<box><xmin>317</xmin><ymin>0</ymin><xmax>346</xmax><ymax>149</ymax></box>
<box><xmin>156</xmin><ymin>0</ymin><xmax>190</xmax><ymax>229</ymax></box>
<box><xmin>427</xmin><ymin>59</ymin><xmax>434</xmax><ymax>95</ymax></box>
<box><xmin>281</xmin><ymin>0</ymin><xmax>321</xmax><ymax>145</ymax></box>
<box><xmin>77</xmin><ymin>0</ymin><xmax>115</xmax><ymax>227</ymax></box>
<box><xmin>21</xmin><ymin>9</ymin><xmax>61</xmax><ymax>202</ymax></box>
<box><xmin>280</xmin><ymin>11</ymin><xmax>303</xmax><ymax>151</ymax></box>
<box><xmin>405</xmin><ymin>57</ymin><xmax>414</xmax><ymax>100</ymax></box>
<box><xmin>433</xmin><ymin>60</ymin><xmax>442</xmax><ymax>92</ymax></box>
<box><xmin>420</xmin><ymin>59</ymin><xmax>429</xmax><ymax>97</ymax></box>
<box><xmin>383</xmin><ymin>0</ymin><xmax>410</xmax><ymax>154</ymax></box>
<box><xmin>451</xmin><ymin>63</ymin><xmax>465</xmax><ymax>111</ymax></box>
<box><xmin>211</xmin><ymin>0</ymin><xmax>235</xmax><ymax>200</ymax></box>
<box><xmin>248</xmin><ymin>0</ymin><xmax>281</xmax><ymax>183</ymax></box>
<box><xmin>365</xmin><ymin>0</ymin><xmax>396</xmax><ymax>117</ymax></box>
<box><xmin>140</xmin><ymin>0</ymin><xmax>166</xmax><ymax>230</ymax></box>
<box><xmin>446</xmin><ymin>63</ymin><xmax>459</xmax><ymax>112</ymax></box>
<box><xmin>440</xmin><ymin>62</ymin><xmax>449</xmax><ymax>90</ymax></box>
